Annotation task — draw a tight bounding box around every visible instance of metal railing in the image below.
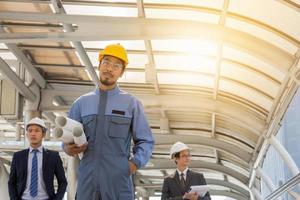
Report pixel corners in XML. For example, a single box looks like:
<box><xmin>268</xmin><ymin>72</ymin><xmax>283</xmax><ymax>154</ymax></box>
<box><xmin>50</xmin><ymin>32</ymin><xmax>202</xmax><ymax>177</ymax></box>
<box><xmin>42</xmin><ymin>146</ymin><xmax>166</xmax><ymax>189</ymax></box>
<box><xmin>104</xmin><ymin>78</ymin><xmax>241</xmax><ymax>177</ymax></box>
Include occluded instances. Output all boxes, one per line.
<box><xmin>265</xmin><ymin>173</ymin><xmax>300</xmax><ymax>200</ymax></box>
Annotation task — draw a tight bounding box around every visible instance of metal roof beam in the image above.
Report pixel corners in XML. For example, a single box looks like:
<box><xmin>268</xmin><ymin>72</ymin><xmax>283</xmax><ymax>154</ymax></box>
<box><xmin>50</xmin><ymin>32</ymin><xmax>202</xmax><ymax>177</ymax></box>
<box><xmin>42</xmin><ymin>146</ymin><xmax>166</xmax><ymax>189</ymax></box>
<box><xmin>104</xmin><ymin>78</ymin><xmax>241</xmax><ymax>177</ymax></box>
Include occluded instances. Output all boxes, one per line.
<box><xmin>154</xmin><ymin>134</ymin><xmax>252</xmax><ymax>163</ymax></box>
<box><xmin>0</xmin><ymin>26</ymin><xmax>46</xmax><ymax>89</ymax></box>
<box><xmin>147</xmin><ymin>158</ymin><xmax>249</xmax><ymax>184</ymax></box>
<box><xmin>0</xmin><ymin>58</ymin><xmax>35</xmax><ymax>102</ymax></box>
<box><xmin>0</xmin><ymin>12</ymin><xmax>294</xmax><ymax>70</ymax></box>
<box><xmin>40</xmin><ymin>88</ymin><xmax>265</xmax><ymax>133</ymax></box>
<box><xmin>50</xmin><ymin>0</ymin><xmax>99</xmax><ymax>87</ymax></box>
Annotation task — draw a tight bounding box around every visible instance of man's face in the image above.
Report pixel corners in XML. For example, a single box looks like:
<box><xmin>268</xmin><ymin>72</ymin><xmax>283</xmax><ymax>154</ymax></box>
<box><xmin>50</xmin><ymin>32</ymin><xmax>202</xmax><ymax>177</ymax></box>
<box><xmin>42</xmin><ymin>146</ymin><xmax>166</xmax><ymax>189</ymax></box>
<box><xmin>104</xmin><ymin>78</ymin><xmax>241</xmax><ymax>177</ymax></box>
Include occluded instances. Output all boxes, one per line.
<box><xmin>99</xmin><ymin>55</ymin><xmax>124</xmax><ymax>87</ymax></box>
<box><xmin>175</xmin><ymin>149</ymin><xmax>191</xmax><ymax>167</ymax></box>
<box><xmin>27</xmin><ymin>125</ymin><xmax>45</xmax><ymax>146</ymax></box>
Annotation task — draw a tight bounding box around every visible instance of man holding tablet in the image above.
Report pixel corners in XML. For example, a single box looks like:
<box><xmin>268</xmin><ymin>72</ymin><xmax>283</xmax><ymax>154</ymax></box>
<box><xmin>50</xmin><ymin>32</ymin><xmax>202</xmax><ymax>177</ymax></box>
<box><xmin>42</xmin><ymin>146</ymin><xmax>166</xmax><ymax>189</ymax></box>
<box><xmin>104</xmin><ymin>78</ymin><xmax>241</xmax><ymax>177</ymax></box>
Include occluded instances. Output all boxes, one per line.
<box><xmin>161</xmin><ymin>142</ymin><xmax>211</xmax><ymax>200</ymax></box>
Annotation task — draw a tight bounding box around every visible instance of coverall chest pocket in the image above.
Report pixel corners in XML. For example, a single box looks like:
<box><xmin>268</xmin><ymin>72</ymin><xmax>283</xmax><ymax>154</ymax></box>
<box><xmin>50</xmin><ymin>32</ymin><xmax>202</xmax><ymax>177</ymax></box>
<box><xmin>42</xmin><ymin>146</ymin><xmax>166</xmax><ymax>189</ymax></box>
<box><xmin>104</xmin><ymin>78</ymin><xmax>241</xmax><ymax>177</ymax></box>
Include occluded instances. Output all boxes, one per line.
<box><xmin>108</xmin><ymin>116</ymin><xmax>131</xmax><ymax>155</ymax></box>
<box><xmin>82</xmin><ymin>115</ymin><xmax>97</xmax><ymax>144</ymax></box>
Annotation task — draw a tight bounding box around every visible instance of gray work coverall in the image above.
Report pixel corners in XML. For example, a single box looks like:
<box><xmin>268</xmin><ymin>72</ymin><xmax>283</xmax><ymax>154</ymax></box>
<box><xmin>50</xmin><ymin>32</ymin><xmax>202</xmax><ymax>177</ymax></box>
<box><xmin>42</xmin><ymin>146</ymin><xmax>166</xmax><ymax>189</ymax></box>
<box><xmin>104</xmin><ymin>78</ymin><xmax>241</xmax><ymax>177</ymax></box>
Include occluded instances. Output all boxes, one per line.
<box><xmin>69</xmin><ymin>86</ymin><xmax>154</xmax><ymax>199</ymax></box>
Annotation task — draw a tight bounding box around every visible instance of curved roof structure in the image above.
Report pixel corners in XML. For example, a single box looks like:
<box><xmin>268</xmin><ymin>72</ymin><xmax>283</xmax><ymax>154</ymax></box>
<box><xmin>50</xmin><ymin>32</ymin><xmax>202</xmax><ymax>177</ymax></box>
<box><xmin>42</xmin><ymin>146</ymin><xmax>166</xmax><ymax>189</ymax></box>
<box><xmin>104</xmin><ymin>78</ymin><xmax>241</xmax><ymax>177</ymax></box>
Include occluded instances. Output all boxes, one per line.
<box><xmin>0</xmin><ymin>0</ymin><xmax>300</xmax><ymax>199</ymax></box>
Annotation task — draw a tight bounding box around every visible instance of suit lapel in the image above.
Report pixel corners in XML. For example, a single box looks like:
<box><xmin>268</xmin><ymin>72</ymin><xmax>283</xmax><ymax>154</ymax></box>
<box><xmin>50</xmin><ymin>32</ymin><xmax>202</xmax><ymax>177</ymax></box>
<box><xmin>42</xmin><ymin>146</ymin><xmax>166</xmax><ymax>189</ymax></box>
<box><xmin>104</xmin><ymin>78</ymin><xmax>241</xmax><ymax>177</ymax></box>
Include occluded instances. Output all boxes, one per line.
<box><xmin>20</xmin><ymin>149</ymin><xmax>29</xmax><ymax>194</ymax></box>
<box><xmin>23</xmin><ymin>149</ymin><xmax>29</xmax><ymax>180</ymax></box>
<box><xmin>42</xmin><ymin>148</ymin><xmax>48</xmax><ymax>180</ymax></box>
<box><xmin>186</xmin><ymin>169</ymin><xmax>192</xmax><ymax>191</ymax></box>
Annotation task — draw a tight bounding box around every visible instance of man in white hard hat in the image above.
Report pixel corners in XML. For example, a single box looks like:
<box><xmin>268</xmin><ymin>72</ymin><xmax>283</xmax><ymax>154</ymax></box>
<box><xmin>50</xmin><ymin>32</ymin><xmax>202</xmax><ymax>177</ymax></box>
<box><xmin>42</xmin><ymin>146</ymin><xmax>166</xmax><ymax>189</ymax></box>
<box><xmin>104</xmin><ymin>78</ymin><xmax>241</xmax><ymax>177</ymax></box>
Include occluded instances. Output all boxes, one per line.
<box><xmin>8</xmin><ymin>117</ymin><xmax>67</xmax><ymax>200</ymax></box>
<box><xmin>161</xmin><ymin>142</ymin><xmax>211</xmax><ymax>200</ymax></box>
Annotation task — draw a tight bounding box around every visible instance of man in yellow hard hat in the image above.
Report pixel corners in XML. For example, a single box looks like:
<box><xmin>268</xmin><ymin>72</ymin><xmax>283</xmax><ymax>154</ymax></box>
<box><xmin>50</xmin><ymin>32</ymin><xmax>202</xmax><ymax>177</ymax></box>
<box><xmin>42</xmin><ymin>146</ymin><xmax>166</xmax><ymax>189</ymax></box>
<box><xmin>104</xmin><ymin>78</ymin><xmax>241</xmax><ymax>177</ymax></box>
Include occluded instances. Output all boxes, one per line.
<box><xmin>161</xmin><ymin>142</ymin><xmax>211</xmax><ymax>200</ymax></box>
<box><xmin>63</xmin><ymin>44</ymin><xmax>154</xmax><ymax>199</ymax></box>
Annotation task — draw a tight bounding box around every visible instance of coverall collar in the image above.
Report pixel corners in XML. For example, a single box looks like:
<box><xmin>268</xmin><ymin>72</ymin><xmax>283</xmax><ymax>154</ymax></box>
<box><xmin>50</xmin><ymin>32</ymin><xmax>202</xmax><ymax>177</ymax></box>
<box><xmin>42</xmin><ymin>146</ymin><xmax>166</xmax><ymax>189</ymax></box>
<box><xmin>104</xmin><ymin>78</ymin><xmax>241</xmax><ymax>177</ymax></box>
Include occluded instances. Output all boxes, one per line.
<box><xmin>95</xmin><ymin>85</ymin><xmax>120</xmax><ymax>96</ymax></box>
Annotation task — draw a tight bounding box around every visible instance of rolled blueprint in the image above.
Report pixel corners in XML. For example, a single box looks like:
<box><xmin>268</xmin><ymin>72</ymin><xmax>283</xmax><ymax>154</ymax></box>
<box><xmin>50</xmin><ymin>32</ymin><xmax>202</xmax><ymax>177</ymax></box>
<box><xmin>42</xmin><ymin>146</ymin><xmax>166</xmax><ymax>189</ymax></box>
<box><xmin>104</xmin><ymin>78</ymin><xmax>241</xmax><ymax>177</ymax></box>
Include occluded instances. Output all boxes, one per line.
<box><xmin>73</xmin><ymin>126</ymin><xmax>87</xmax><ymax>145</ymax></box>
<box><xmin>55</xmin><ymin>116</ymin><xmax>87</xmax><ymax>160</ymax></box>
<box><xmin>73</xmin><ymin>126</ymin><xmax>87</xmax><ymax>159</ymax></box>
<box><xmin>55</xmin><ymin>116</ymin><xmax>83</xmax><ymax>132</ymax></box>
<box><xmin>53</xmin><ymin>127</ymin><xmax>74</xmax><ymax>143</ymax></box>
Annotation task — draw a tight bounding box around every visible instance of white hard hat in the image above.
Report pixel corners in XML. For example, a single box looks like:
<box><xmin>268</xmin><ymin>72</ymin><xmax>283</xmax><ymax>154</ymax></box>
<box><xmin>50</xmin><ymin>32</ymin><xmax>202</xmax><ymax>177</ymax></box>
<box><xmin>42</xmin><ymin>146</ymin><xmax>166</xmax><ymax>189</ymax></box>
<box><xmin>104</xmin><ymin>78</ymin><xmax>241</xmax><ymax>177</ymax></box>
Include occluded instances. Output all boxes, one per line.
<box><xmin>170</xmin><ymin>141</ymin><xmax>189</xmax><ymax>159</ymax></box>
<box><xmin>26</xmin><ymin>117</ymin><xmax>47</xmax><ymax>131</ymax></box>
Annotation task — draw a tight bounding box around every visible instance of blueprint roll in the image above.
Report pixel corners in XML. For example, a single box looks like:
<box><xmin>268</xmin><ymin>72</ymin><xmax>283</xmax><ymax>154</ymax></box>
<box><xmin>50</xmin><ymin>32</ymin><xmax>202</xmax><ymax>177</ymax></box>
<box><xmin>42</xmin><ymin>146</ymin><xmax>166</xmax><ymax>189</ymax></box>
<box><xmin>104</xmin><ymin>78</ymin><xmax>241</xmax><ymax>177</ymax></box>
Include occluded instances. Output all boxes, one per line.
<box><xmin>73</xmin><ymin>126</ymin><xmax>87</xmax><ymax>159</ymax></box>
<box><xmin>73</xmin><ymin>126</ymin><xmax>87</xmax><ymax>145</ymax></box>
<box><xmin>55</xmin><ymin>116</ymin><xmax>83</xmax><ymax>132</ymax></box>
<box><xmin>53</xmin><ymin>127</ymin><xmax>73</xmax><ymax>143</ymax></box>
<box><xmin>53</xmin><ymin>127</ymin><xmax>64</xmax><ymax>138</ymax></box>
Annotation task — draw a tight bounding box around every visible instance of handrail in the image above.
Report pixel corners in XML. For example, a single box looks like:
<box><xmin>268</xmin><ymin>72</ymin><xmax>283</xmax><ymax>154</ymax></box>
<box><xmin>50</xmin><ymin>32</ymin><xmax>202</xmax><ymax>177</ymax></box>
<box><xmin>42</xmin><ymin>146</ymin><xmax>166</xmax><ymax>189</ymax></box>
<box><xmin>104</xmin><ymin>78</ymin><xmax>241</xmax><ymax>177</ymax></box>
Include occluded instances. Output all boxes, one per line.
<box><xmin>265</xmin><ymin>173</ymin><xmax>300</xmax><ymax>200</ymax></box>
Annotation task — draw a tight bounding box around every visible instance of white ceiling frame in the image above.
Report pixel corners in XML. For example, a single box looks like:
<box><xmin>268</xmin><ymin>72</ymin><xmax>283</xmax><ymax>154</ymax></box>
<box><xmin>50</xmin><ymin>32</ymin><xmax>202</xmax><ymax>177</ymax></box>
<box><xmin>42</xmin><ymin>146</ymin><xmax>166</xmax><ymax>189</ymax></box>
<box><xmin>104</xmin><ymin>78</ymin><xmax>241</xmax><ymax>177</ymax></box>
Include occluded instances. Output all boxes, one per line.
<box><xmin>0</xmin><ymin>58</ymin><xmax>36</xmax><ymax>102</ymax></box>
<box><xmin>147</xmin><ymin>158</ymin><xmax>249</xmax><ymax>184</ymax></box>
<box><xmin>50</xmin><ymin>0</ymin><xmax>99</xmax><ymax>87</ymax></box>
<box><xmin>154</xmin><ymin>134</ymin><xmax>251</xmax><ymax>163</ymax></box>
<box><xmin>2</xmin><ymin>0</ymin><xmax>299</xmax><ymax>45</ymax></box>
<box><xmin>0</xmin><ymin>12</ymin><xmax>294</xmax><ymax>71</ymax></box>
<box><xmin>40</xmin><ymin>88</ymin><xmax>265</xmax><ymax>133</ymax></box>
<box><xmin>0</xmin><ymin>26</ymin><xmax>46</xmax><ymax>89</ymax></box>
<box><xmin>16</xmin><ymin>44</ymin><xmax>282</xmax><ymax>86</ymax></box>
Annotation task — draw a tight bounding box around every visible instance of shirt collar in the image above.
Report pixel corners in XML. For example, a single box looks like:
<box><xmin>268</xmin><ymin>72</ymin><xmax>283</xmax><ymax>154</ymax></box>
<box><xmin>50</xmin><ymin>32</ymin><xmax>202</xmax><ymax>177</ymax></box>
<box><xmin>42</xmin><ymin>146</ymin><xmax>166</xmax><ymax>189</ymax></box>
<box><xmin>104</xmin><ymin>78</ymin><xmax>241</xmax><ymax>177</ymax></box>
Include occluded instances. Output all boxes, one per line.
<box><xmin>29</xmin><ymin>145</ymin><xmax>43</xmax><ymax>153</ymax></box>
<box><xmin>177</xmin><ymin>167</ymin><xmax>189</xmax><ymax>176</ymax></box>
<box><xmin>95</xmin><ymin>85</ymin><xmax>120</xmax><ymax>96</ymax></box>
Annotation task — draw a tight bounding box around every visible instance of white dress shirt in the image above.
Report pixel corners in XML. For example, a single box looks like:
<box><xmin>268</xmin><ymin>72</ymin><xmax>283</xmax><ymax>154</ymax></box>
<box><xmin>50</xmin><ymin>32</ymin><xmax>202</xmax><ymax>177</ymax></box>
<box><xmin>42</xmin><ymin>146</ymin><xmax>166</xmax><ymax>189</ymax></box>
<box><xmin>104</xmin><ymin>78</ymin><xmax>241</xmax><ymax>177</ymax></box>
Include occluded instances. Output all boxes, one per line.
<box><xmin>177</xmin><ymin>167</ymin><xmax>189</xmax><ymax>181</ymax></box>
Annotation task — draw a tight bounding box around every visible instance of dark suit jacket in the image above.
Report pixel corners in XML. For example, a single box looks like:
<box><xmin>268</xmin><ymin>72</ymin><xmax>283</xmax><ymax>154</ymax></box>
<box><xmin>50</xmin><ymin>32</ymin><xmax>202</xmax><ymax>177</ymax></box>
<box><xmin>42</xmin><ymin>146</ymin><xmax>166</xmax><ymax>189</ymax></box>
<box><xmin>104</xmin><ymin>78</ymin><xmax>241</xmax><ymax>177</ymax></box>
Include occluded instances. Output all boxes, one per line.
<box><xmin>161</xmin><ymin>169</ymin><xmax>211</xmax><ymax>200</ymax></box>
<box><xmin>8</xmin><ymin>148</ymin><xmax>67</xmax><ymax>200</ymax></box>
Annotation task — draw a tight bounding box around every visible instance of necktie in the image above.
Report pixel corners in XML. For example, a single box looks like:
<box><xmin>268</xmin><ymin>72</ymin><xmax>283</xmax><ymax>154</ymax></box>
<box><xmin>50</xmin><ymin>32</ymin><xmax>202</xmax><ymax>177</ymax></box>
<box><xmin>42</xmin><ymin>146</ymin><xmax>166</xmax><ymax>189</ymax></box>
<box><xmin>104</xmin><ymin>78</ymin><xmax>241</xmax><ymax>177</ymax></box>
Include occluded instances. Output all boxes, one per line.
<box><xmin>30</xmin><ymin>149</ymin><xmax>38</xmax><ymax>197</ymax></box>
<box><xmin>180</xmin><ymin>173</ymin><xmax>186</xmax><ymax>191</ymax></box>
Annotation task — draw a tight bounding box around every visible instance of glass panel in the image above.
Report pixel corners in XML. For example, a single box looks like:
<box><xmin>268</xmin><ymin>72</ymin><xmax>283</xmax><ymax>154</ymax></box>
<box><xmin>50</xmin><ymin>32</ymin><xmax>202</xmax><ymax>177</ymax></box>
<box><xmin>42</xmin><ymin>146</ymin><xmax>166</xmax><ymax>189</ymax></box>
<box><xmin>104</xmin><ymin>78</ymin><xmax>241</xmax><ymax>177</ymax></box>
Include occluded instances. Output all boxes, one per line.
<box><xmin>64</xmin><ymin>5</ymin><xmax>137</xmax><ymax>17</ymax></box>
<box><xmin>228</xmin><ymin>0</ymin><xmax>300</xmax><ymax>41</ymax></box>
<box><xmin>138</xmin><ymin>170</ymin><xmax>163</xmax><ymax>176</ymax></box>
<box><xmin>227</xmin><ymin>176</ymin><xmax>248</xmax><ymax>190</ymax></box>
<box><xmin>221</xmin><ymin>61</ymin><xmax>280</xmax><ymax>98</ymax></box>
<box><xmin>158</xmin><ymin>72</ymin><xmax>214</xmax><ymax>88</ymax></box>
<box><xmin>226</xmin><ymin>18</ymin><xmax>298</xmax><ymax>55</ymax></box>
<box><xmin>222</xmin><ymin>161</ymin><xmax>249</xmax><ymax>177</ymax></box>
<box><xmin>201</xmin><ymin>172</ymin><xmax>224</xmax><ymax>180</ymax></box>
<box><xmin>0</xmin><ymin>43</ymin><xmax>8</xmax><ymax>49</ymax></box>
<box><xmin>144</xmin><ymin>0</ymin><xmax>224</xmax><ymax>9</ymax></box>
<box><xmin>0</xmin><ymin>52</ymin><xmax>17</xmax><ymax>60</ymax></box>
<box><xmin>219</xmin><ymin>79</ymin><xmax>273</xmax><ymax>110</ymax></box>
<box><xmin>82</xmin><ymin>40</ymin><xmax>145</xmax><ymax>50</ymax></box>
<box><xmin>292</xmin><ymin>0</ymin><xmax>300</xmax><ymax>4</ymax></box>
<box><xmin>145</xmin><ymin>8</ymin><xmax>219</xmax><ymax>24</ymax></box>
<box><xmin>155</xmin><ymin>55</ymin><xmax>216</xmax><ymax>74</ymax></box>
<box><xmin>223</xmin><ymin>46</ymin><xmax>285</xmax><ymax>82</ymax></box>
<box><xmin>151</xmin><ymin>40</ymin><xmax>218</xmax><ymax>56</ymax></box>
<box><xmin>119</xmin><ymin>71</ymin><xmax>146</xmax><ymax>83</ymax></box>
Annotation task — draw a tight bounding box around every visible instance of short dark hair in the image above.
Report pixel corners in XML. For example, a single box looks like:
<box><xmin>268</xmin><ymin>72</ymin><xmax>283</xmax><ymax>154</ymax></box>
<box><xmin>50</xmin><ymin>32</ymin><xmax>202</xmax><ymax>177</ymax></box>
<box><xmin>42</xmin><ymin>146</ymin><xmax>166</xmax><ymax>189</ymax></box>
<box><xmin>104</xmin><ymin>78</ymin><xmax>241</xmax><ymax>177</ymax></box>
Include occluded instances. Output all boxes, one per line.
<box><xmin>173</xmin><ymin>152</ymin><xmax>180</xmax><ymax>164</ymax></box>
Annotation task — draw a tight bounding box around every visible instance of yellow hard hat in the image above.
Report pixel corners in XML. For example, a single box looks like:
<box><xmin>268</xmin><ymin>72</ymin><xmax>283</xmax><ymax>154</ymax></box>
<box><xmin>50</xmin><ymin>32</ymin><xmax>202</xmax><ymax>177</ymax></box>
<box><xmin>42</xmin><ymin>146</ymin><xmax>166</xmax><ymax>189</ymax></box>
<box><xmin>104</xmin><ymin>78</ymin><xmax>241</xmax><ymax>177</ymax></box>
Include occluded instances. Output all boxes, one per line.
<box><xmin>98</xmin><ymin>43</ymin><xmax>128</xmax><ymax>66</ymax></box>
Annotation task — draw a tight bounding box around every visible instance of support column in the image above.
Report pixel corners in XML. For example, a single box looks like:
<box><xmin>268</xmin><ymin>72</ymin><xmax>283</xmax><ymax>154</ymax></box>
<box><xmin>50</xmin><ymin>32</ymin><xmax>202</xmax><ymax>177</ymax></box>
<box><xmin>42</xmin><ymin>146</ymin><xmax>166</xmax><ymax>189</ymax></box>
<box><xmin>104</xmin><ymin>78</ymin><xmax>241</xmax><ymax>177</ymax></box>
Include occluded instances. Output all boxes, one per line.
<box><xmin>0</xmin><ymin>159</ymin><xmax>9</xmax><ymax>200</ymax></box>
<box><xmin>256</xmin><ymin>167</ymin><xmax>276</xmax><ymax>193</ymax></box>
<box><xmin>249</xmin><ymin>189</ymin><xmax>256</xmax><ymax>200</ymax></box>
<box><xmin>45</xmin><ymin>122</ymin><xmax>51</xmax><ymax>141</ymax></box>
<box><xmin>251</xmin><ymin>187</ymin><xmax>263</xmax><ymax>200</ymax></box>
<box><xmin>15</xmin><ymin>122</ymin><xmax>22</xmax><ymax>141</ymax></box>
<box><xmin>269</xmin><ymin>135</ymin><xmax>300</xmax><ymax>191</ymax></box>
<box><xmin>67</xmin><ymin>156</ymin><xmax>79</xmax><ymax>200</ymax></box>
